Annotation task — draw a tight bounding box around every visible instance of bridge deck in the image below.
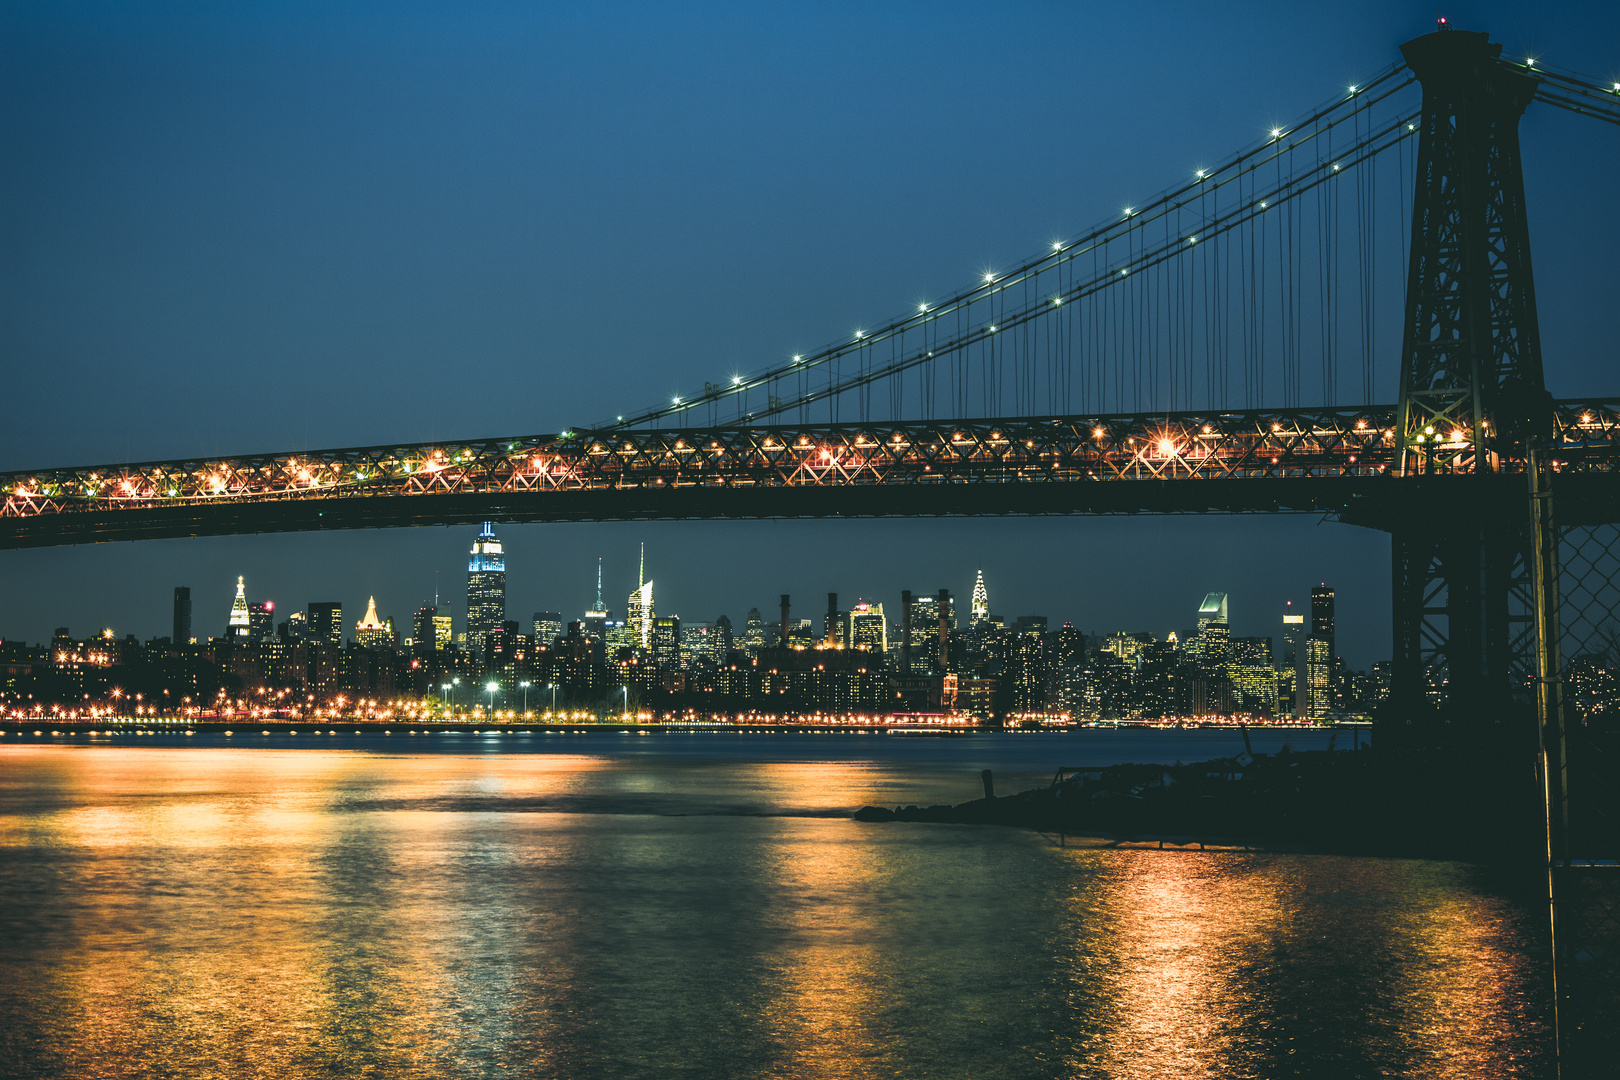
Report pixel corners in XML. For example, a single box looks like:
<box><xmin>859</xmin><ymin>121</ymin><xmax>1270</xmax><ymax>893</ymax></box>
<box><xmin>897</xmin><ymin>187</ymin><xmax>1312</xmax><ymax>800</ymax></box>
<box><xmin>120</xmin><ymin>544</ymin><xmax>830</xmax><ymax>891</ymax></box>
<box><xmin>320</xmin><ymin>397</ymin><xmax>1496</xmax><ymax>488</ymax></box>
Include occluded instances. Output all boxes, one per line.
<box><xmin>5</xmin><ymin>402</ymin><xmax>1620</xmax><ymax>547</ymax></box>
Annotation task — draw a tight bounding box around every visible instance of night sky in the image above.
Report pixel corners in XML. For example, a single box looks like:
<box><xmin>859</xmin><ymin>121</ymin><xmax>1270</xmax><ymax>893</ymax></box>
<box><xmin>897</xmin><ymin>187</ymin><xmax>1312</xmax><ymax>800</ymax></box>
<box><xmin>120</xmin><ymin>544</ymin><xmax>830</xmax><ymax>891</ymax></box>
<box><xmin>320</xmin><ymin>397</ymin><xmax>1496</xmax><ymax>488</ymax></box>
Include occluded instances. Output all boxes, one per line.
<box><xmin>3</xmin><ymin>1</ymin><xmax>1618</xmax><ymax>668</ymax></box>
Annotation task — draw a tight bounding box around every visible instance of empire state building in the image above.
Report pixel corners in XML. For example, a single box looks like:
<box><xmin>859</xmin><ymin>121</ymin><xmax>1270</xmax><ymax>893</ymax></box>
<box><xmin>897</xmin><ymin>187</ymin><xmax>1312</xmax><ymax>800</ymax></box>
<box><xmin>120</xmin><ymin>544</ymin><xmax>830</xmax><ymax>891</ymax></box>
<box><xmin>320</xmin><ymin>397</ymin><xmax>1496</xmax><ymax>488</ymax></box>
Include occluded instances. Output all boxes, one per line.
<box><xmin>466</xmin><ymin>522</ymin><xmax>506</xmax><ymax>657</ymax></box>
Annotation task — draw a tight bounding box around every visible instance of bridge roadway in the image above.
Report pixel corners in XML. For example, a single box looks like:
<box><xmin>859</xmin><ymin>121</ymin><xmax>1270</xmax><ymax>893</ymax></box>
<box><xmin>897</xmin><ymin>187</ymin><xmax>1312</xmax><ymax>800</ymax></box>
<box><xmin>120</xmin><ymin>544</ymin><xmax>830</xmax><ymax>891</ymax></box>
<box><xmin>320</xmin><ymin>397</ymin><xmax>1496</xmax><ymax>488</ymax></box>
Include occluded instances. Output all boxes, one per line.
<box><xmin>5</xmin><ymin>400</ymin><xmax>1620</xmax><ymax>548</ymax></box>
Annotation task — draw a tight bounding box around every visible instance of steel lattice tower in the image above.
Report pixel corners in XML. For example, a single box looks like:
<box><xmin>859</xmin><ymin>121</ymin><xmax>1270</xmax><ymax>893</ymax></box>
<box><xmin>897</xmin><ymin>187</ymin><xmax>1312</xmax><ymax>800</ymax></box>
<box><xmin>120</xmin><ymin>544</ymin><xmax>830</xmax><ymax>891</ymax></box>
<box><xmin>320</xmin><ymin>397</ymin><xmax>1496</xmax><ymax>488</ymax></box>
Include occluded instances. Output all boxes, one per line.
<box><xmin>1386</xmin><ymin>26</ymin><xmax>1546</xmax><ymax>743</ymax></box>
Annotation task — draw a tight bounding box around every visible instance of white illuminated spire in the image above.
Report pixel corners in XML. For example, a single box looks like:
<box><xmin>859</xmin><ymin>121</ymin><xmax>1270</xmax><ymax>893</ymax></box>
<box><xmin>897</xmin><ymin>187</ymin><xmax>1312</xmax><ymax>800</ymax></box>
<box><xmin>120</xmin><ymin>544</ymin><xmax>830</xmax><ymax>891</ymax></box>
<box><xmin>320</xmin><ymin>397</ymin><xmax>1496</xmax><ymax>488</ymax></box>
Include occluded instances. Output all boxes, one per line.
<box><xmin>229</xmin><ymin>576</ymin><xmax>250</xmax><ymax>635</ymax></box>
<box><xmin>970</xmin><ymin>568</ymin><xmax>989</xmax><ymax>627</ymax></box>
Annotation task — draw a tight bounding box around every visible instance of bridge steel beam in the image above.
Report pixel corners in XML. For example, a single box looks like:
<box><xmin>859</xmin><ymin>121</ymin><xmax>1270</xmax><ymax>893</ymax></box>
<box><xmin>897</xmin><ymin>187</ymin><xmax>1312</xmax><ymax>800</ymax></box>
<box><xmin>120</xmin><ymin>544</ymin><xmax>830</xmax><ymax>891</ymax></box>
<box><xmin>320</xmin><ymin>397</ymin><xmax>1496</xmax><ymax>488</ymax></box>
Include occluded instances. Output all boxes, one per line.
<box><xmin>4</xmin><ymin>402</ymin><xmax>1620</xmax><ymax>549</ymax></box>
<box><xmin>1385</xmin><ymin>26</ymin><xmax>1549</xmax><ymax>744</ymax></box>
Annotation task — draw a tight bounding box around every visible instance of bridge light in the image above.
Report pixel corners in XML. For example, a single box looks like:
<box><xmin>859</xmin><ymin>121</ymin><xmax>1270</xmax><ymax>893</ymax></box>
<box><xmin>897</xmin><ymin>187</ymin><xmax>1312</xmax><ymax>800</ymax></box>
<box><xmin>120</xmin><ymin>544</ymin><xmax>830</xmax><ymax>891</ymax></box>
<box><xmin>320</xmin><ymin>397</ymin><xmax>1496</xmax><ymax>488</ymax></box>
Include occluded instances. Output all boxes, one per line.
<box><xmin>1408</xmin><ymin>123</ymin><xmax>1416</xmax><ymax>131</ymax></box>
<box><xmin>1348</xmin><ymin>85</ymin><xmax>1357</xmax><ymax>94</ymax></box>
<box><xmin>1187</xmin><ymin>236</ymin><xmax>1197</xmax><ymax>244</ymax></box>
<box><xmin>1052</xmin><ymin>297</ymin><xmax>1062</xmax><ymax>305</ymax></box>
<box><xmin>919</xmin><ymin>303</ymin><xmax>928</xmax><ymax>311</ymax></box>
<box><xmin>983</xmin><ymin>273</ymin><xmax>994</xmax><ymax>283</ymax></box>
<box><xmin>1259</xmin><ymin>201</ymin><xmax>1267</xmax><ymax>208</ymax></box>
<box><xmin>1424</xmin><ymin>425</ymin><xmax>1435</xmax><ymax>435</ymax></box>
<box><xmin>793</xmin><ymin>354</ymin><xmax>802</xmax><ymax>363</ymax></box>
<box><xmin>854</xmin><ymin>330</ymin><xmax>864</xmax><ymax>338</ymax></box>
<box><xmin>1092</xmin><ymin>427</ymin><xmax>1105</xmax><ymax>438</ymax></box>
<box><xmin>1582</xmin><ymin>412</ymin><xmax>1593</xmax><ymax>423</ymax></box>
<box><xmin>1123</xmin><ymin>207</ymin><xmax>1132</xmax><ymax>216</ymax></box>
<box><xmin>1052</xmin><ymin>241</ymin><xmax>1063</xmax><ymax>250</ymax></box>
<box><xmin>672</xmin><ymin>397</ymin><xmax>681</xmax><ymax>404</ymax></box>
<box><xmin>1270</xmin><ymin>127</ymin><xmax>1283</xmax><ymax>139</ymax></box>
<box><xmin>1195</xmin><ymin>169</ymin><xmax>1206</xmax><ymax>179</ymax></box>
<box><xmin>1157</xmin><ymin>438</ymin><xmax>1176</xmax><ymax>457</ymax></box>
<box><xmin>732</xmin><ymin>376</ymin><xmax>742</xmax><ymax>385</ymax></box>
<box><xmin>1525</xmin><ymin>58</ymin><xmax>1535</xmax><ymax>67</ymax></box>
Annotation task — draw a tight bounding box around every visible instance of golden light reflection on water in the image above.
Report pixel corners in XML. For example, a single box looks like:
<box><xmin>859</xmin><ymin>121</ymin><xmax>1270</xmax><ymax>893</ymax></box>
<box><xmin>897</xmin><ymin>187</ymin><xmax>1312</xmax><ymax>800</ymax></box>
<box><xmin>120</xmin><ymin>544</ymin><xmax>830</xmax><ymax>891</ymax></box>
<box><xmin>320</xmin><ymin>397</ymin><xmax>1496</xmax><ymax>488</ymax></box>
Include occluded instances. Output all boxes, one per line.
<box><xmin>0</xmin><ymin>748</ymin><xmax>1549</xmax><ymax>1079</ymax></box>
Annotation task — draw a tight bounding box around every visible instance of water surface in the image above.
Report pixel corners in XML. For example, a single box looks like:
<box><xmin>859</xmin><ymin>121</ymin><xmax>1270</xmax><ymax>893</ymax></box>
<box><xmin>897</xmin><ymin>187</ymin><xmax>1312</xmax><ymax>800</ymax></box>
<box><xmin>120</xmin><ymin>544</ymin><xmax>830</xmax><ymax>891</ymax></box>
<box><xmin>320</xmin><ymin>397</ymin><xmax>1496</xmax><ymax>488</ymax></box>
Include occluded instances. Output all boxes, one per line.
<box><xmin>0</xmin><ymin>737</ymin><xmax>1548</xmax><ymax>1079</ymax></box>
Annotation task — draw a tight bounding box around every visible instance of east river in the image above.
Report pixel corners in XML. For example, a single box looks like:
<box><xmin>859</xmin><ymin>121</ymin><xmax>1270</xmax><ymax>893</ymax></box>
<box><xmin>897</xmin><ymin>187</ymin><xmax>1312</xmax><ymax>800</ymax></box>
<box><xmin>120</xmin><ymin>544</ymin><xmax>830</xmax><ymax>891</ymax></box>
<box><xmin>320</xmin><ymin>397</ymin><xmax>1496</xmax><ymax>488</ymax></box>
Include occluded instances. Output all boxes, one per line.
<box><xmin>0</xmin><ymin>730</ymin><xmax>1550</xmax><ymax>1078</ymax></box>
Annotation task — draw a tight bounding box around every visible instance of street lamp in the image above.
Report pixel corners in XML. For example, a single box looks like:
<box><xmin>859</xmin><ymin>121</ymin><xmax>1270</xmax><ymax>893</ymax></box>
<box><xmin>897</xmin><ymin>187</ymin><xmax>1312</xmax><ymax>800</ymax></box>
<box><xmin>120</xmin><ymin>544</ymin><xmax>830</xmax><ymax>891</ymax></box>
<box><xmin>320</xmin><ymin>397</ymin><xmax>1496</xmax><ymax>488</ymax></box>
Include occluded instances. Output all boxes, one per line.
<box><xmin>548</xmin><ymin>683</ymin><xmax>558</xmax><ymax>714</ymax></box>
<box><xmin>520</xmin><ymin>681</ymin><xmax>532</xmax><ymax>714</ymax></box>
<box><xmin>621</xmin><ymin>685</ymin><xmax>629</xmax><ymax>718</ymax></box>
<box><xmin>486</xmin><ymin>681</ymin><xmax>499</xmax><ymax>716</ymax></box>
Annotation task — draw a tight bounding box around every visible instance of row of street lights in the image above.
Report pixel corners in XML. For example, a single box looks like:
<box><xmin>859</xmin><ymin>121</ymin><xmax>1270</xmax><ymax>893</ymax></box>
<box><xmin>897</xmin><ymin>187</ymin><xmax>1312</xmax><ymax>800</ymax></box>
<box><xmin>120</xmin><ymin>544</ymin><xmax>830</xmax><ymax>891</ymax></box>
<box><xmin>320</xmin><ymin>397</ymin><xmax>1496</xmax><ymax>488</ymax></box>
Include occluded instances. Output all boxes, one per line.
<box><xmin>438</xmin><ymin>677</ymin><xmax>560</xmax><ymax>714</ymax></box>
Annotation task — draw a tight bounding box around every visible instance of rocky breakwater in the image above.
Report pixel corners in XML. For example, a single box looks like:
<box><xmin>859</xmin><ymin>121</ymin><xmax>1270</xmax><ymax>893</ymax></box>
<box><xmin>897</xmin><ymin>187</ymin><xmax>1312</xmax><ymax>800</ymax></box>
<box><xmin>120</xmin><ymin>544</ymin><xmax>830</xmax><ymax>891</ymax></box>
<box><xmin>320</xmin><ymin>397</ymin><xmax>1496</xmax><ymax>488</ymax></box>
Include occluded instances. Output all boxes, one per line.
<box><xmin>854</xmin><ymin>745</ymin><xmax>1545</xmax><ymax>862</ymax></box>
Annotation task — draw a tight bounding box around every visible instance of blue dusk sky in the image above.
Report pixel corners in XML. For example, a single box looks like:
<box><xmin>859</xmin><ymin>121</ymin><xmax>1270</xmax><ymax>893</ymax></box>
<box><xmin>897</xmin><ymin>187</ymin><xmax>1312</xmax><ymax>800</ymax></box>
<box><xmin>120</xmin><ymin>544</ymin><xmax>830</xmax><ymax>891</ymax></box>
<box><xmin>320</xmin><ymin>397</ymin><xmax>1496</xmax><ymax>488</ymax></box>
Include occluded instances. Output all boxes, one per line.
<box><xmin>3</xmin><ymin>1</ymin><xmax>1618</xmax><ymax>666</ymax></box>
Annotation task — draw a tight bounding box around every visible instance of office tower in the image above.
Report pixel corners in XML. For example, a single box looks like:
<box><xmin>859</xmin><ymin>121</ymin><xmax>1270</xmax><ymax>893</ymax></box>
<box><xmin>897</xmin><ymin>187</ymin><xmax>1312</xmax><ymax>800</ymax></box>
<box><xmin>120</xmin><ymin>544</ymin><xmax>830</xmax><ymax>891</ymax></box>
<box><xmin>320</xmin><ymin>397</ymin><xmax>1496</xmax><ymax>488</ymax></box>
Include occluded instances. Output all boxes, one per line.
<box><xmin>1008</xmin><ymin>632</ymin><xmax>1048</xmax><ymax>712</ymax></box>
<box><xmin>970</xmin><ymin>569</ymin><xmax>990</xmax><ymax>627</ymax></box>
<box><xmin>1201</xmin><ymin>622</ymin><xmax>1232</xmax><ymax>670</ymax></box>
<box><xmin>1053</xmin><ymin>624</ymin><xmax>1085</xmax><ymax>713</ymax></box>
<box><xmin>355</xmin><ymin>596</ymin><xmax>391</xmax><ymax>650</ymax></box>
<box><xmin>1231</xmin><ymin>637</ymin><xmax>1278</xmax><ymax>715</ymax></box>
<box><xmin>651</xmin><ymin>616</ymin><xmax>681</xmax><ymax>669</ymax></box>
<box><xmin>1281</xmin><ymin>600</ymin><xmax>1306</xmax><ymax>717</ymax></box>
<box><xmin>414</xmin><ymin>606</ymin><xmax>438</xmax><ymax>652</ymax></box>
<box><xmin>172</xmin><ymin>587</ymin><xmax>192</xmax><ymax>645</ymax></box>
<box><xmin>1306</xmin><ymin>636</ymin><xmax>1334</xmax><ymax>719</ymax></box>
<box><xmin>679</xmin><ymin>621</ymin><xmax>720</xmax><ymax>668</ymax></box>
<box><xmin>1310</xmin><ymin>584</ymin><xmax>1335</xmax><ymax>654</ymax></box>
<box><xmin>285</xmin><ymin>609</ymin><xmax>308</xmax><ymax>642</ymax></box>
<box><xmin>467</xmin><ymin>522</ymin><xmax>507</xmax><ymax>657</ymax></box>
<box><xmin>534</xmin><ymin>611</ymin><xmax>565</xmax><ymax>645</ymax></box>
<box><xmin>248</xmin><ymin>601</ymin><xmax>275</xmax><ymax>643</ymax></box>
<box><xmin>741</xmin><ymin>608</ymin><xmax>767</xmax><ymax>657</ymax></box>
<box><xmin>848</xmin><ymin>602</ymin><xmax>887</xmax><ymax>651</ymax></box>
<box><xmin>627</xmin><ymin>544</ymin><xmax>653</xmax><ymax>650</ymax></box>
<box><xmin>714</xmin><ymin>614</ymin><xmax>734</xmax><ymax>656</ymax></box>
<box><xmin>308</xmin><ymin>602</ymin><xmax>344</xmax><ymax>648</ymax></box>
<box><xmin>1014</xmin><ymin>615</ymin><xmax>1048</xmax><ymax>637</ymax></box>
<box><xmin>825</xmin><ymin>593</ymin><xmax>841</xmax><ymax>646</ymax></box>
<box><xmin>433</xmin><ymin>612</ymin><xmax>453</xmax><ymax>651</ymax></box>
<box><xmin>1197</xmin><ymin>592</ymin><xmax>1229</xmax><ymax>630</ymax></box>
<box><xmin>1305</xmin><ymin>584</ymin><xmax>1335</xmax><ymax>720</ymax></box>
<box><xmin>227</xmin><ymin>577</ymin><xmax>251</xmax><ymax>638</ymax></box>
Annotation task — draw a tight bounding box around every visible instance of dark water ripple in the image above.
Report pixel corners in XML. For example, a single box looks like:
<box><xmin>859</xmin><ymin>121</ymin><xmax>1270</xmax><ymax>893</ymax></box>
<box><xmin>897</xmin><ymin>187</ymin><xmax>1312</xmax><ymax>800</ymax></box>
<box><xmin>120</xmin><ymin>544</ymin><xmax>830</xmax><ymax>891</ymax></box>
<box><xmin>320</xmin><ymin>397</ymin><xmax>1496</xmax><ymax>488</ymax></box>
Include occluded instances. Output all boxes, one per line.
<box><xmin>0</xmin><ymin>739</ymin><xmax>1550</xmax><ymax>1079</ymax></box>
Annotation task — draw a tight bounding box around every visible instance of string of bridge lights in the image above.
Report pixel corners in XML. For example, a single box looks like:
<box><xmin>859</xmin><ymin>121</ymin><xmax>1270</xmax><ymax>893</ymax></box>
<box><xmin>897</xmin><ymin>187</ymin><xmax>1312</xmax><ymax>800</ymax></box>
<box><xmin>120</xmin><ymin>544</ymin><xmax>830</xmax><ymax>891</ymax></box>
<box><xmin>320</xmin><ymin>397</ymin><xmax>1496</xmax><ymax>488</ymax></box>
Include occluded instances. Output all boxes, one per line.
<box><xmin>608</xmin><ymin>61</ymin><xmax>1419</xmax><ymax>432</ymax></box>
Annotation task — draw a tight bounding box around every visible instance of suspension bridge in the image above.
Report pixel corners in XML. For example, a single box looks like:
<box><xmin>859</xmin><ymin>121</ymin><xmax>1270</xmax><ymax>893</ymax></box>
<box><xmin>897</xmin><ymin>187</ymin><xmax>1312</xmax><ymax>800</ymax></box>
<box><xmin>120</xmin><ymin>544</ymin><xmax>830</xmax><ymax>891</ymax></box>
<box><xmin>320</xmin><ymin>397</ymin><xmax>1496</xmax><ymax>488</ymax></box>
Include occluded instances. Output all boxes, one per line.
<box><xmin>5</xmin><ymin>25</ymin><xmax>1620</xmax><ymax>726</ymax></box>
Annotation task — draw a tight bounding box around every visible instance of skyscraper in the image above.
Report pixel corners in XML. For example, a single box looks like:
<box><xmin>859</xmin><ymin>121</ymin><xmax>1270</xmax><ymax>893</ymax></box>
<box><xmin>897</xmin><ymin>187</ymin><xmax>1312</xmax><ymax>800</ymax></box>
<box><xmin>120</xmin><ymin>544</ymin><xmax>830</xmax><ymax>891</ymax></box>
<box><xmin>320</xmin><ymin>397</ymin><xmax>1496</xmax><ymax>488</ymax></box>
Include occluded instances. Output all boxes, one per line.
<box><xmin>413</xmin><ymin>605</ymin><xmax>438</xmax><ymax>653</ymax></box>
<box><xmin>172</xmin><ymin>587</ymin><xmax>192</xmax><ymax>646</ymax></box>
<box><xmin>308</xmin><ymin>602</ymin><xmax>343</xmax><ymax>648</ymax></box>
<box><xmin>970</xmin><ymin>568</ymin><xmax>990</xmax><ymax>627</ymax></box>
<box><xmin>534</xmin><ymin>611</ymin><xmax>565</xmax><ymax>645</ymax></box>
<box><xmin>582</xmin><ymin>557</ymin><xmax>608</xmax><ymax>641</ymax></box>
<box><xmin>848</xmin><ymin>602</ymin><xmax>887</xmax><ymax>651</ymax></box>
<box><xmin>228</xmin><ymin>576</ymin><xmax>251</xmax><ymax>638</ymax></box>
<box><xmin>1281</xmin><ymin>600</ymin><xmax>1306</xmax><ymax>718</ymax></box>
<box><xmin>467</xmin><ymin>522</ymin><xmax>507</xmax><ymax>657</ymax></box>
<box><xmin>627</xmin><ymin>544</ymin><xmax>653</xmax><ymax>650</ymax></box>
<box><xmin>248</xmin><ymin>601</ymin><xmax>275</xmax><ymax>643</ymax></box>
<box><xmin>1310</xmin><ymin>584</ymin><xmax>1336</xmax><ymax>655</ymax></box>
<box><xmin>1306</xmin><ymin>584</ymin><xmax>1336</xmax><ymax>720</ymax></box>
<box><xmin>355</xmin><ymin>596</ymin><xmax>391</xmax><ymax>650</ymax></box>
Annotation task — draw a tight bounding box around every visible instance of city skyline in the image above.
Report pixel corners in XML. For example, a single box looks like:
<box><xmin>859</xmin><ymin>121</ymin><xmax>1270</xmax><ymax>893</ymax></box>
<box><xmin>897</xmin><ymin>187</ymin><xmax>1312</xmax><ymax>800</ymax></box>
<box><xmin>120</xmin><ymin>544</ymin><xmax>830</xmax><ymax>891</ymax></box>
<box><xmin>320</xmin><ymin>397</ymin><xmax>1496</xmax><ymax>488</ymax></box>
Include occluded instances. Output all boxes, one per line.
<box><xmin>6</xmin><ymin>520</ymin><xmax>1367</xmax><ymax>667</ymax></box>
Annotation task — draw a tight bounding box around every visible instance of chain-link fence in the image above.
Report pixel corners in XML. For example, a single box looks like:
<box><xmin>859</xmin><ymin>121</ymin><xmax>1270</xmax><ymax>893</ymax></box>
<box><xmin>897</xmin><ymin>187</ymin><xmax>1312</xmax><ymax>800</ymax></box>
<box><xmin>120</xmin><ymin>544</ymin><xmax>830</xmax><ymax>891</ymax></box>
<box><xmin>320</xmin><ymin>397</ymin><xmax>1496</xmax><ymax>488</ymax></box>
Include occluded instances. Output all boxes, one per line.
<box><xmin>1548</xmin><ymin>522</ymin><xmax>1620</xmax><ymax>1070</ymax></box>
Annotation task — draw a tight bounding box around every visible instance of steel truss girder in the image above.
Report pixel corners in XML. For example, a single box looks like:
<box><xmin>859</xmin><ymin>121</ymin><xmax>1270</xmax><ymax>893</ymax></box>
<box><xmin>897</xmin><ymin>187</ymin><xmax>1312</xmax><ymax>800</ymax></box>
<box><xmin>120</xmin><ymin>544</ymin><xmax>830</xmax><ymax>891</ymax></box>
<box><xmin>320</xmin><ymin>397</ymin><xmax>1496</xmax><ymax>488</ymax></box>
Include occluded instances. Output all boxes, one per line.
<box><xmin>4</xmin><ymin>402</ymin><xmax>1620</xmax><ymax>548</ymax></box>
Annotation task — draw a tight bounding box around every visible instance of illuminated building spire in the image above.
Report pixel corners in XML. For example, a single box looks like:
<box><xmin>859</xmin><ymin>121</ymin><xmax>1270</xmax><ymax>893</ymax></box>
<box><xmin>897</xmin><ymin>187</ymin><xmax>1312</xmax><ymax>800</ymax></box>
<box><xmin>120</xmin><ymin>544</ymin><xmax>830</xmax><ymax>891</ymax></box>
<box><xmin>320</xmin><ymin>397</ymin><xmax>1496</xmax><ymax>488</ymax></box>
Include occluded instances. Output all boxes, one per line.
<box><xmin>229</xmin><ymin>575</ymin><xmax>251</xmax><ymax>636</ymax></box>
<box><xmin>970</xmin><ymin>567</ymin><xmax>989</xmax><ymax>627</ymax></box>
<box><xmin>596</xmin><ymin>557</ymin><xmax>604</xmax><ymax>612</ymax></box>
<box><xmin>627</xmin><ymin>543</ymin><xmax>653</xmax><ymax>650</ymax></box>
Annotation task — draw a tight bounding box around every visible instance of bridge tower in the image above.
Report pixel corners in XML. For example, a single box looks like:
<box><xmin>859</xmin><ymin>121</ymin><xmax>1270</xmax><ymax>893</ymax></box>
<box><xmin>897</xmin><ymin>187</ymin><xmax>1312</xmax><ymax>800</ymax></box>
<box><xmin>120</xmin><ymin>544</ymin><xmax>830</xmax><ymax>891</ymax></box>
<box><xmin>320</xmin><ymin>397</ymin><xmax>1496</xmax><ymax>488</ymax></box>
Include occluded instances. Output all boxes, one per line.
<box><xmin>1386</xmin><ymin>25</ymin><xmax>1546</xmax><ymax>743</ymax></box>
